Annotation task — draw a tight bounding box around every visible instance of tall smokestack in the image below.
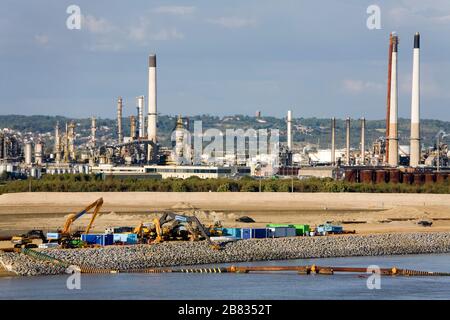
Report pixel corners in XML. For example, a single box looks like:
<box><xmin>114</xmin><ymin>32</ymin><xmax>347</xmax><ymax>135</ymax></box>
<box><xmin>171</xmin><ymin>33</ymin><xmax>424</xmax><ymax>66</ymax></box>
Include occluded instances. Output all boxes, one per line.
<box><xmin>388</xmin><ymin>34</ymin><xmax>399</xmax><ymax>166</ymax></box>
<box><xmin>137</xmin><ymin>95</ymin><xmax>145</xmax><ymax>138</ymax></box>
<box><xmin>130</xmin><ymin>116</ymin><xmax>136</xmax><ymax>141</ymax></box>
<box><xmin>147</xmin><ymin>55</ymin><xmax>157</xmax><ymax>143</ymax></box>
<box><xmin>55</xmin><ymin>122</ymin><xmax>61</xmax><ymax>163</ymax></box>
<box><xmin>385</xmin><ymin>33</ymin><xmax>394</xmax><ymax>163</ymax></box>
<box><xmin>90</xmin><ymin>117</ymin><xmax>96</xmax><ymax>149</ymax></box>
<box><xmin>360</xmin><ymin>117</ymin><xmax>366</xmax><ymax>165</ymax></box>
<box><xmin>331</xmin><ymin>117</ymin><xmax>336</xmax><ymax>165</ymax></box>
<box><xmin>117</xmin><ymin>97</ymin><xmax>123</xmax><ymax>144</ymax></box>
<box><xmin>287</xmin><ymin>110</ymin><xmax>292</xmax><ymax>150</ymax></box>
<box><xmin>346</xmin><ymin>117</ymin><xmax>351</xmax><ymax>165</ymax></box>
<box><xmin>410</xmin><ymin>32</ymin><xmax>421</xmax><ymax>167</ymax></box>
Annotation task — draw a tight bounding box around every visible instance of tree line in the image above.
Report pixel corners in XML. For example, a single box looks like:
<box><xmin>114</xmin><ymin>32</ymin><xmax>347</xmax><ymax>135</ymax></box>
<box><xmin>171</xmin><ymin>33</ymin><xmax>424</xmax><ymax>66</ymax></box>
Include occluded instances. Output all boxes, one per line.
<box><xmin>0</xmin><ymin>174</ymin><xmax>448</xmax><ymax>194</ymax></box>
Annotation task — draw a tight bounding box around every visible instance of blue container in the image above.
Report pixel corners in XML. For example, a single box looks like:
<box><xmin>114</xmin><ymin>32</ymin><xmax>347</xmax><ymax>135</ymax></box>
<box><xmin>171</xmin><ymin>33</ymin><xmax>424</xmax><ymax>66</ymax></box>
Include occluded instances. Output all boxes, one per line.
<box><xmin>126</xmin><ymin>233</ymin><xmax>138</xmax><ymax>244</ymax></box>
<box><xmin>268</xmin><ymin>227</ymin><xmax>296</xmax><ymax>238</ymax></box>
<box><xmin>252</xmin><ymin>228</ymin><xmax>269</xmax><ymax>239</ymax></box>
<box><xmin>241</xmin><ymin>228</ymin><xmax>252</xmax><ymax>239</ymax></box>
<box><xmin>222</xmin><ymin>228</ymin><xmax>242</xmax><ymax>239</ymax></box>
<box><xmin>82</xmin><ymin>234</ymin><xmax>113</xmax><ymax>246</ymax></box>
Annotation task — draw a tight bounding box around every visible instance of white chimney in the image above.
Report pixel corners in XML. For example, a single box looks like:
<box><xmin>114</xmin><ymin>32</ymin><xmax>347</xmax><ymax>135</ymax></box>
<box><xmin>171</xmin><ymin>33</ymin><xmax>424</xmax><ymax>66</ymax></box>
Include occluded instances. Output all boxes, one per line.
<box><xmin>410</xmin><ymin>32</ymin><xmax>421</xmax><ymax>167</ymax></box>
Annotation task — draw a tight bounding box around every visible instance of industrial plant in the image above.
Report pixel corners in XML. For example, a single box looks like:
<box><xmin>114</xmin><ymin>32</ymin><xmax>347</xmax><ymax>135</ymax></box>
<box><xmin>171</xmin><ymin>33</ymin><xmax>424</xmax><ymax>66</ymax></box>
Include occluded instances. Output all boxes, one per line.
<box><xmin>0</xmin><ymin>33</ymin><xmax>449</xmax><ymax>183</ymax></box>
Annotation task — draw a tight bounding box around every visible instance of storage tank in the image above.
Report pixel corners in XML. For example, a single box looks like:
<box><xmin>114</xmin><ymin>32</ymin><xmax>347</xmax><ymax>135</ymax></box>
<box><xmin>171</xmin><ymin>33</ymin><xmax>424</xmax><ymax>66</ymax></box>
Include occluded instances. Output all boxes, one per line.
<box><xmin>375</xmin><ymin>170</ymin><xmax>387</xmax><ymax>184</ymax></box>
<box><xmin>25</xmin><ymin>142</ymin><xmax>33</xmax><ymax>165</ymax></box>
<box><xmin>360</xmin><ymin>170</ymin><xmax>373</xmax><ymax>184</ymax></box>
<box><xmin>34</xmin><ymin>143</ymin><xmax>43</xmax><ymax>165</ymax></box>
<box><xmin>424</xmin><ymin>173</ymin><xmax>435</xmax><ymax>184</ymax></box>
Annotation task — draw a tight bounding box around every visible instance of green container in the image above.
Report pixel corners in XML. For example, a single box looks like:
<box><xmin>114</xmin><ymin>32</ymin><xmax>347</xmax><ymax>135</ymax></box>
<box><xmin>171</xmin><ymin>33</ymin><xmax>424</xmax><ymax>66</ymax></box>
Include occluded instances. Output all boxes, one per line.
<box><xmin>291</xmin><ymin>224</ymin><xmax>310</xmax><ymax>236</ymax></box>
<box><xmin>267</xmin><ymin>224</ymin><xmax>310</xmax><ymax>235</ymax></box>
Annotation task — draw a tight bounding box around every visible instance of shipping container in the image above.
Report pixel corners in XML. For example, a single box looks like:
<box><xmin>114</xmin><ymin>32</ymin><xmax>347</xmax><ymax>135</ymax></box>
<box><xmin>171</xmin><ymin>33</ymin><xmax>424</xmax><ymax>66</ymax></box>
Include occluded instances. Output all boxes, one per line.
<box><xmin>113</xmin><ymin>233</ymin><xmax>138</xmax><ymax>244</ymax></box>
<box><xmin>81</xmin><ymin>234</ymin><xmax>114</xmax><ymax>246</ymax></box>
<box><xmin>268</xmin><ymin>227</ymin><xmax>296</xmax><ymax>238</ymax></box>
<box><xmin>290</xmin><ymin>224</ymin><xmax>310</xmax><ymax>236</ymax></box>
<box><xmin>222</xmin><ymin>228</ymin><xmax>242</xmax><ymax>239</ymax></box>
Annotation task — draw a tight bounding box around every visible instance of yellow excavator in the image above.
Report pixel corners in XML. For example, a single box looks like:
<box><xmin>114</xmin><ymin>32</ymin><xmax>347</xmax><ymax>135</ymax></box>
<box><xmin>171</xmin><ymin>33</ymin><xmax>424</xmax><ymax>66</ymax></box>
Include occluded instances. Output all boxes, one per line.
<box><xmin>151</xmin><ymin>212</ymin><xmax>222</xmax><ymax>250</ymax></box>
<box><xmin>47</xmin><ymin>198</ymin><xmax>104</xmax><ymax>248</ymax></box>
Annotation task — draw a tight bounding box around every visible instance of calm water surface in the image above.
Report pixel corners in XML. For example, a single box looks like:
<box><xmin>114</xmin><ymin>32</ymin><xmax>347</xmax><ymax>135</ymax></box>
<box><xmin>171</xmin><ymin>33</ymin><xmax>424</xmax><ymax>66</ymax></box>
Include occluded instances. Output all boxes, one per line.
<box><xmin>1</xmin><ymin>254</ymin><xmax>450</xmax><ymax>300</ymax></box>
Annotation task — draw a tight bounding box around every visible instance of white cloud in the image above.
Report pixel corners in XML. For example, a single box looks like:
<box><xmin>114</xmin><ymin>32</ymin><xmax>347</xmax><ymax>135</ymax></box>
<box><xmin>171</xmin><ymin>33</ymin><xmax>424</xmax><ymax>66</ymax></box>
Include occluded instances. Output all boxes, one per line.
<box><xmin>34</xmin><ymin>34</ymin><xmax>49</xmax><ymax>46</ymax></box>
<box><xmin>82</xmin><ymin>15</ymin><xmax>115</xmax><ymax>34</ymax></box>
<box><xmin>129</xmin><ymin>18</ymin><xmax>184</xmax><ymax>42</ymax></box>
<box><xmin>207</xmin><ymin>16</ymin><xmax>256</xmax><ymax>29</ymax></box>
<box><xmin>153</xmin><ymin>6</ymin><xmax>196</xmax><ymax>15</ymax></box>
<box><xmin>342</xmin><ymin>79</ymin><xmax>383</xmax><ymax>94</ymax></box>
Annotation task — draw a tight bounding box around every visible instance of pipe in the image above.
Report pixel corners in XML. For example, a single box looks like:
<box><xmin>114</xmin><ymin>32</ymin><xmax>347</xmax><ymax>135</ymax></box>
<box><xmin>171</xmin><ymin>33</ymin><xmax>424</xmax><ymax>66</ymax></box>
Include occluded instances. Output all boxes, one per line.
<box><xmin>410</xmin><ymin>32</ymin><xmax>421</xmax><ymax>167</ymax></box>
<box><xmin>388</xmin><ymin>34</ymin><xmax>399</xmax><ymax>166</ymax></box>
<box><xmin>287</xmin><ymin>110</ymin><xmax>292</xmax><ymax>150</ymax></box>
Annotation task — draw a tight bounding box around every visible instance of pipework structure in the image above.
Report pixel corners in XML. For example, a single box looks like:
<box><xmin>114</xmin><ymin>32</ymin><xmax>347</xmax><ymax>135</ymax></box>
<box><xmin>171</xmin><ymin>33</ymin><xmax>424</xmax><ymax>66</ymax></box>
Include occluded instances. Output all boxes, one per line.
<box><xmin>410</xmin><ymin>32</ymin><xmax>421</xmax><ymax>167</ymax></box>
<box><xmin>388</xmin><ymin>34</ymin><xmax>399</xmax><ymax>167</ymax></box>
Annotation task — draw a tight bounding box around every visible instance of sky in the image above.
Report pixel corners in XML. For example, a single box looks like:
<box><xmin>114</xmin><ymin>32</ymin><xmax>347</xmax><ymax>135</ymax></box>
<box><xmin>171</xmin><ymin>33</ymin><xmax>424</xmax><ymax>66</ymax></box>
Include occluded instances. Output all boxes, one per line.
<box><xmin>0</xmin><ymin>0</ymin><xmax>450</xmax><ymax>120</ymax></box>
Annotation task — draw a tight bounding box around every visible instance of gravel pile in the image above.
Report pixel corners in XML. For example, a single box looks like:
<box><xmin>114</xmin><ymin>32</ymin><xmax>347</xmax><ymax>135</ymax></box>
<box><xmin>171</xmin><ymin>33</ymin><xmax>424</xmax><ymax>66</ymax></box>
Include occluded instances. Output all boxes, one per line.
<box><xmin>2</xmin><ymin>232</ymin><xmax>450</xmax><ymax>276</ymax></box>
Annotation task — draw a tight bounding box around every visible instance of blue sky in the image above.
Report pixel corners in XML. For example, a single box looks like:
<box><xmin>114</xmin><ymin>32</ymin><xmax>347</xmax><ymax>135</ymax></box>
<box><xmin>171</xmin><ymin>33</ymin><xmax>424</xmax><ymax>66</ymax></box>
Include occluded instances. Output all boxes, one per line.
<box><xmin>1</xmin><ymin>0</ymin><xmax>450</xmax><ymax>120</ymax></box>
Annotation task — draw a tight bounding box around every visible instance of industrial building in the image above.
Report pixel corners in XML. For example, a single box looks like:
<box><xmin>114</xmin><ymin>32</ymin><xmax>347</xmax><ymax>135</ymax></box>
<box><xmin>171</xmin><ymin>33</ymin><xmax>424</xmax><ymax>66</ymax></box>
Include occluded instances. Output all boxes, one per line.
<box><xmin>1</xmin><ymin>33</ymin><xmax>449</xmax><ymax>183</ymax></box>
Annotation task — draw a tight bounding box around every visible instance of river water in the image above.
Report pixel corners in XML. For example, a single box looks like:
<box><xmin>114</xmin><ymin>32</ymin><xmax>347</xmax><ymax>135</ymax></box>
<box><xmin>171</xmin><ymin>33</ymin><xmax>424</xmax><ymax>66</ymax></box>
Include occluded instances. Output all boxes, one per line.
<box><xmin>1</xmin><ymin>254</ymin><xmax>450</xmax><ymax>299</ymax></box>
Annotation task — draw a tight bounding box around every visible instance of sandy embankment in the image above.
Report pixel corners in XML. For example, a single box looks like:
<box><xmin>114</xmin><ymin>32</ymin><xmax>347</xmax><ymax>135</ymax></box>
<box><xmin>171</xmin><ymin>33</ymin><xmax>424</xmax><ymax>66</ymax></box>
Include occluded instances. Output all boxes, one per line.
<box><xmin>0</xmin><ymin>192</ymin><xmax>450</xmax><ymax>240</ymax></box>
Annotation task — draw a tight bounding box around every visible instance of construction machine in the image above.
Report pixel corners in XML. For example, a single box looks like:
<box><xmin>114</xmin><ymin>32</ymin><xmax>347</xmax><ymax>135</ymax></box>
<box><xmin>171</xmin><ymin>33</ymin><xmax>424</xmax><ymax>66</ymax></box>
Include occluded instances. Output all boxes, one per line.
<box><xmin>152</xmin><ymin>212</ymin><xmax>222</xmax><ymax>250</ymax></box>
<box><xmin>11</xmin><ymin>229</ymin><xmax>46</xmax><ymax>249</ymax></box>
<box><xmin>47</xmin><ymin>197</ymin><xmax>104</xmax><ymax>248</ymax></box>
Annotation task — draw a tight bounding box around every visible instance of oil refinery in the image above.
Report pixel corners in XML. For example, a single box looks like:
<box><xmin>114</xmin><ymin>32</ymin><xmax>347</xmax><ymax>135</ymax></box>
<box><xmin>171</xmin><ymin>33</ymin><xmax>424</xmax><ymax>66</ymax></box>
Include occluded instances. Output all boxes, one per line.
<box><xmin>0</xmin><ymin>33</ymin><xmax>449</xmax><ymax>183</ymax></box>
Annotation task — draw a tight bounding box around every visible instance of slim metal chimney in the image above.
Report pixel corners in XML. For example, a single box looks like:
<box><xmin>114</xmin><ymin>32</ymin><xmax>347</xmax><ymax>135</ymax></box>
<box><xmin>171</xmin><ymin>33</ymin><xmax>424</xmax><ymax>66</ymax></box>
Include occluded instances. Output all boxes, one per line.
<box><xmin>147</xmin><ymin>55</ymin><xmax>157</xmax><ymax>143</ymax></box>
<box><xmin>346</xmin><ymin>117</ymin><xmax>351</xmax><ymax>165</ymax></box>
<box><xmin>388</xmin><ymin>34</ymin><xmax>399</xmax><ymax>166</ymax></box>
<box><xmin>410</xmin><ymin>32</ymin><xmax>421</xmax><ymax>167</ymax></box>
<box><xmin>117</xmin><ymin>97</ymin><xmax>123</xmax><ymax>144</ymax></box>
<box><xmin>331</xmin><ymin>117</ymin><xmax>336</xmax><ymax>165</ymax></box>
<box><xmin>55</xmin><ymin>122</ymin><xmax>61</xmax><ymax>163</ymax></box>
<box><xmin>90</xmin><ymin>117</ymin><xmax>96</xmax><ymax>149</ymax></box>
<box><xmin>360</xmin><ymin>117</ymin><xmax>366</xmax><ymax>165</ymax></box>
<box><xmin>137</xmin><ymin>95</ymin><xmax>145</xmax><ymax>138</ymax></box>
<box><xmin>385</xmin><ymin>33</ymin><xmax>394</xmax><ymax>163</ymax></box>
<box><xmin>130</xmin><ymin>116</ymin><xmax>136</xmax><ymax>141</ymax></box>
<box><xmin>287</xmin><ymin>110</ymin><xmax>292</xmax><ymax>150</ymax></box>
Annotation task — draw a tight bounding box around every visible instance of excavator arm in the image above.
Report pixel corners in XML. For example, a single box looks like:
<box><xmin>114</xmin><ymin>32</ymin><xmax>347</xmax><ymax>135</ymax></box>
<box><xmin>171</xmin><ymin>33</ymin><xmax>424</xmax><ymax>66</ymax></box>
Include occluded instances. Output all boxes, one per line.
<box><xmin>62</xmin><ymin>198</ymin><xmax>104</xmax><ymax>235</ymax></box>
<box><xmin>153</xmin><ymin>212</ymin><xmax>221</xmax><ymax>249</ymax></box>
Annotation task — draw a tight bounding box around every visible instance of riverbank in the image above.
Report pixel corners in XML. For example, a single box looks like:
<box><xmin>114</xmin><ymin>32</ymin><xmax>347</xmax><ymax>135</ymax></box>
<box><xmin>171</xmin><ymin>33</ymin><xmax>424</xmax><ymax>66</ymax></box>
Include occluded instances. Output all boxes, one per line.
<box><xmin>1</xmin><ymin>232</ymin><xmax>450</xmax><ymax>276</ymax></box>
<box><xmin>1</xmin><ymin>192</ymin><xmax>450</xmax><ymax>236</ymax></box>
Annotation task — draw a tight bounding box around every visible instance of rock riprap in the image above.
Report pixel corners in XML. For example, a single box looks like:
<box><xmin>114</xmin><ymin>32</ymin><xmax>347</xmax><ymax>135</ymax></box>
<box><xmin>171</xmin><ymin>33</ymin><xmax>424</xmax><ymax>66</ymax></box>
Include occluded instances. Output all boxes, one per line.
<box><xmin>1</xmin><ymin>232</ymin><xmax>450</xmax><ymax>276</ymax></box>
